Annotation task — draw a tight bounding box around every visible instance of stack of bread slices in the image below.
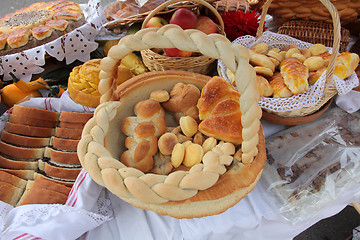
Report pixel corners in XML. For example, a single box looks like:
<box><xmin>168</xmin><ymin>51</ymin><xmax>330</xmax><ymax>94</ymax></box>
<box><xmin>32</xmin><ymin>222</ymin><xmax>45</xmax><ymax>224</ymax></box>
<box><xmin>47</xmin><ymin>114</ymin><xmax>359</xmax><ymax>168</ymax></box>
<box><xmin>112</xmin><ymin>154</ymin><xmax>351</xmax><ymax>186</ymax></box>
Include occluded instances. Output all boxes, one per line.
<box><xmin>0</xmin><ymin>105</ymin><xmax>93</xmax><ymax>206</ymax></box>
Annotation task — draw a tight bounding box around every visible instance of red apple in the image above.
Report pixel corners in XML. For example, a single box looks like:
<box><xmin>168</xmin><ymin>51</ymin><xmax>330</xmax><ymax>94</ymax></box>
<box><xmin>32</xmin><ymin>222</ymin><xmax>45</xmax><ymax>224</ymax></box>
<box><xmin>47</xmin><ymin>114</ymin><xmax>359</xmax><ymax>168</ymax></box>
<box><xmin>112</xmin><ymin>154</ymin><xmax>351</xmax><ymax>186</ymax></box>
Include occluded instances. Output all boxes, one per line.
<box><xmin>164</xmin><ymin>48</ymin><xmax>192</xmax><ymax>57</ymax></box>
<box><xmin>145</xmin><ymin>16</ymin><xmax>168</xmax><ymax>28</ymax></box>
<box><xmin>169</xmin><ymin>8</ymin><xmax>197</xmax><ymax>30</ymax></box>
<box><xmin>195</xmin><ymin>16</ymin><xmax>218</xmax><ymax>34</ymax></box>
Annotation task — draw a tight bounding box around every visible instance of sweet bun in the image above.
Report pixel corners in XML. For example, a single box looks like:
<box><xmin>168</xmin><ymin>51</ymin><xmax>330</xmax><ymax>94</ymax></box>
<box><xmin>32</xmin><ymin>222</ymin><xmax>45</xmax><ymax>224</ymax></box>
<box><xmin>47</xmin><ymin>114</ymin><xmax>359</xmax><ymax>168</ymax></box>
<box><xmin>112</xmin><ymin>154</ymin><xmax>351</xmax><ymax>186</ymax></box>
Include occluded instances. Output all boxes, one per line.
<box><xmin>256</xmin><ymin>75</ymin><xmax>274</xmax><ymax>97</ymax></box>
<box><xmin>198</xmin><ymin>77</ymin><xmax>243</xmax><ymax>145</ymax></box>
<box><xmin>309</xmin><ymin>43</ymin><xmax>327</xmax><ymax>56</ymax></box>
<box><xmin>249</xmin><ymin>50</ymin><xmax>276</xmax><ymax>72</ymax></box>
<box><xmin>303</xmin><ymin>56</ymin><xmax>325</xmax><ymax>72</ymax></box>
<box><xmin>334</xmin><ymin>52</ymin><xmax>360</xmax><ymax>80</ymax></box>
<box><xmin>269</xmin><ymin>72</ymin><xmax>293</xmax><ymax>98</ymax></box>
<box><xmin>280</xmin><ymin>58</ymin><xmax>309</xmax><ymax>95</ymax></box>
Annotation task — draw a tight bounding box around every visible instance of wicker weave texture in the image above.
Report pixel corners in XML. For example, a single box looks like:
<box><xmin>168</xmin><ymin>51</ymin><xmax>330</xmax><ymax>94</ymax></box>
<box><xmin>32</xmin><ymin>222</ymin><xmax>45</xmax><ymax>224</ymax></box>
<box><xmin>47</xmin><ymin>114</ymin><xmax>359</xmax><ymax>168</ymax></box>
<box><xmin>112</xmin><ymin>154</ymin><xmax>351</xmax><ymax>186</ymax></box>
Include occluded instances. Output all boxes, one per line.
<box><xmin>277</xmin><ymin>20</ymin><xmax>350</xmax><ymax>52</ymax></box>
<box><xmin>253</xmin><ymin>0</ymin><xmax>360</xmax><ymax>25</ymax></box>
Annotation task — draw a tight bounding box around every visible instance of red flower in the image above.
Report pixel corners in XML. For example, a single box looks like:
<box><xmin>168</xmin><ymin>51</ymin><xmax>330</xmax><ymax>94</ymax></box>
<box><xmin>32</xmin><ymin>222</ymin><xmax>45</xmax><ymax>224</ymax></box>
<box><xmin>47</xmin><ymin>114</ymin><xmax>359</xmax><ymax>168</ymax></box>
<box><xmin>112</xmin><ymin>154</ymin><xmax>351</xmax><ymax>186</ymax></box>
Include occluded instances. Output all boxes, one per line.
<box><xmin>220</xmin><ymin>10</ymin><xmax>264</xmax><ymax>42</ymax></box>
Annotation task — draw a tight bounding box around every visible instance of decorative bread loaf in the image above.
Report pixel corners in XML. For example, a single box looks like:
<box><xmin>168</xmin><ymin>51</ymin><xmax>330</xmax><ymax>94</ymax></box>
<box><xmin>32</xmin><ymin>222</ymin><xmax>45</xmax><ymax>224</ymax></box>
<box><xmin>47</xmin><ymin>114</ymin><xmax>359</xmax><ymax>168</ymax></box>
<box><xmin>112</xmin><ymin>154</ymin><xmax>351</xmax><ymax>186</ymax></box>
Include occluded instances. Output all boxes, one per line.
<box><xmin>121</xmin><ymin>99</ymin><xmax>167</xmax><ymax>172</ymax></box>
<box><xmin>198</xmin><ymin>77</ymin><xmax>243</xmax><ymax>145</ymax></box>
<box><xmin>0</xmin><ymin>0</ymin><xmax>85</xmax><ymax>56</ymax></box>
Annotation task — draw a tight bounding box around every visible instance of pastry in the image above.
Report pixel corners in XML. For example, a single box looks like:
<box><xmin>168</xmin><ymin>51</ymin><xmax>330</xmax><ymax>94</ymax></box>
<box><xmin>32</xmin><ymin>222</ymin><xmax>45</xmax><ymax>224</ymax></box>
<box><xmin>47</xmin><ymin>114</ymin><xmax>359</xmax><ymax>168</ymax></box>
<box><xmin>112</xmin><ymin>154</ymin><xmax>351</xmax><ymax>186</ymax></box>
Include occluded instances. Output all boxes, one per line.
<box><xmin>280</xmin><ymin>58</ymin><xmax>309</xmax><ymax>95</ymax></box>
<box><xmin>198</xmin><ymin>77</ymin><xmax>243</xmax><ymax>145</ymax></box>
<box><xmin>0</xmin><ymin>0</ymin><xmax>85</xmax><ymax>56</ymax></box>
<box><xmin>269</xmin><ymin>72</ymin><xmax>293</xmax><ymax>98</ymax></box>
<box><xmin>334</xmin><ymin>52</ymin><xmax>359</xmax><ymax>80</ymax></box>
<box><xmin>256</xmin><ymin>75</ymin><xmax>274</xmax><ymax>97</ymax></box>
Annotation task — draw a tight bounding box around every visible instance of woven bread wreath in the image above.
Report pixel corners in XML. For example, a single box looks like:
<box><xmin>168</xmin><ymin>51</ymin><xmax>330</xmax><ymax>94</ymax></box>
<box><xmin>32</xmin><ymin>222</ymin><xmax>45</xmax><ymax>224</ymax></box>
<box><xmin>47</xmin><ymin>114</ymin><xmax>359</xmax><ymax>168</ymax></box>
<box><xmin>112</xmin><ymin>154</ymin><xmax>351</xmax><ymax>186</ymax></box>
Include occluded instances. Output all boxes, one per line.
<box><xmin>77</xmin><ymin>24</ymin><xmax>262</xmax><ymax>204</ymax></box>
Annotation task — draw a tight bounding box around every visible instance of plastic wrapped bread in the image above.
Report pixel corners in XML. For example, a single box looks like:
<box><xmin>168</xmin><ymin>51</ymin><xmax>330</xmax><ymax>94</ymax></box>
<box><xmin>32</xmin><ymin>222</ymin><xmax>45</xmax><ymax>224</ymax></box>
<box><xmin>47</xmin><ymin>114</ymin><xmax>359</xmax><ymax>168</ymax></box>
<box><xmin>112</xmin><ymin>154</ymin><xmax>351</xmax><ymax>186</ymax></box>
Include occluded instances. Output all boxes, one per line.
<box><xmin>261</xmin><ymin>107</ymin><xmax>360</xmax><ymax>223</ymax></box>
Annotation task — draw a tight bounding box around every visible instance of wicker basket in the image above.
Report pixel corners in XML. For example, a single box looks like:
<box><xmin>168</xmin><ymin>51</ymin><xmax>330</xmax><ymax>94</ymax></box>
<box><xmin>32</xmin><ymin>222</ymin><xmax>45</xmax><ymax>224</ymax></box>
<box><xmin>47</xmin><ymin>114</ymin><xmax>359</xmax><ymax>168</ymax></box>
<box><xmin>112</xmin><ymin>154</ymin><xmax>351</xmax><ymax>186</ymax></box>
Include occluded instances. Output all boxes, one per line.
<box><xmin>277</xmin><ymin>20</ymin><xmax>350</xmax><ymax>53</ymax></box>
<box><xmin>252</xmin><ymin>0</ymin><xmax>360</xmax><ymax>25</ymax></box>
<box><xmin>105</xmin><ymin>0</ymin><xmax>216</xmax><ymax>33</ymax></box>
<box><xmin>211</xmin><ymin>0</ymin><xmax>249</xmax><ymax>13</ymax></box>
<box><xmin>140</xmin><ymin>0</ymin><xmax>225</xmax><ymax>75</ymax></box>
<box><xmin>254</xmin><ymin>0</ymin><xmax>340</xmax><ymax>117</ymax></box>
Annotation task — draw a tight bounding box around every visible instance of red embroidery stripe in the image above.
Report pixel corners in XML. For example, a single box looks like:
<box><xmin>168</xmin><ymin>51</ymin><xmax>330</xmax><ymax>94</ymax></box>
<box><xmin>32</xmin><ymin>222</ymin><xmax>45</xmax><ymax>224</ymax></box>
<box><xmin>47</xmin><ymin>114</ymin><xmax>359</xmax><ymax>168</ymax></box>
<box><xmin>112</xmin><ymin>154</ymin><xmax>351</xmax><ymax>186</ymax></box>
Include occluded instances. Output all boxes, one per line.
<box><xmin>71</xmin><ymin>172</ymin><xmax>88</xmax><ymax>207</ymax></box>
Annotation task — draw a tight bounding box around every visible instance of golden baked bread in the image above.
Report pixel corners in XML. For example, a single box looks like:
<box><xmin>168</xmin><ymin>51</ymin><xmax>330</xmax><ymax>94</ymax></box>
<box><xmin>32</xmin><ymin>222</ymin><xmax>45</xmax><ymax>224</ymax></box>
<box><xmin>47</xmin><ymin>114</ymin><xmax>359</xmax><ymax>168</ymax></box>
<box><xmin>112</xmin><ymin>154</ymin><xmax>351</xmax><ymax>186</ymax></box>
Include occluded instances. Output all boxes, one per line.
<box><xmin>68</xmin><ymin>59</ymin><xmax>102</xmax><ymax>108</ymax></box>
<box><xmin>334</xmin><ymin>52</ymin><xmax>359</xmax><ymax>80</ymax></box>
<box><xmin>256</xmin><ymin>75</ymin><xmax>274</xmax><ymax>97</ymax></box>
<box><xmin>0</xmin><ymin>155</ymin><xmax>38</xmax><ymax>170</ymax></box>
<box><xmin>12</xmin><ymin>105</ymin><xmax>59</xmax><ymax>122</ymax></box>
<box><xmin>1</xmin><ymin>131</ymin><xmax>51</xmax><ymax>148</ymax></box>
<box><xmin>198</xmin><ymin>77</ymin><xmax>243</xmax><ymax>145</ymax></box>
<box><xmin>78</xmin><ymin>25</ymin><xmax>263</xmax><ymax>218</ymax></box>
<box><xmin>0</xmin><ymin>0</ymin><xmax>85</xmax><ymax>56</ymax></box>
<box><xmin>269</xmin><ymin>72</ymin><xmax>293</xmax><ymax>98</ymax></box>
<box><xmin>280</xmin><ymin>58</ymin><xmax>309</xmax><ymax>95</ymax></box>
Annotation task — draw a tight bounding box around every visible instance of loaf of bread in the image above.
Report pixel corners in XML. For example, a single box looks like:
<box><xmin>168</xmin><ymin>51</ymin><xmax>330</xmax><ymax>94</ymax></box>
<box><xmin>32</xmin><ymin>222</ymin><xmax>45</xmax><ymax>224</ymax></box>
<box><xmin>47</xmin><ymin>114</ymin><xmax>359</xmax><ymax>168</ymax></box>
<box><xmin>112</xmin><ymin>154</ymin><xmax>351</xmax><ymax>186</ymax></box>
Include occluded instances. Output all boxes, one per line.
<box><xmin>59</xmin><ymin>121</ymin><xmax>86</xmax><ymax>129</ymax></box>
<box><xmin>1</xmin><ymin>169</ymin><xmax>35</xmax><ymax>180</ymax></box>
<box><xmin>55</xmin><ymin>127</ymin><xmax>83</xmax><ymax>139</ymax></box>
<box><xmin>121</xmin><ymin>99</ymin><xmax>167</xmax><ymax>172</ymax></box>
<box><xmin>34</xmin><ymin>173</ymin><xmax>75</xmax><ymax>188</ymax></box>
<box><xmin>0</xmin><ymin>170</ymin><xmax>27</xmax><ymax>190</ymax></box>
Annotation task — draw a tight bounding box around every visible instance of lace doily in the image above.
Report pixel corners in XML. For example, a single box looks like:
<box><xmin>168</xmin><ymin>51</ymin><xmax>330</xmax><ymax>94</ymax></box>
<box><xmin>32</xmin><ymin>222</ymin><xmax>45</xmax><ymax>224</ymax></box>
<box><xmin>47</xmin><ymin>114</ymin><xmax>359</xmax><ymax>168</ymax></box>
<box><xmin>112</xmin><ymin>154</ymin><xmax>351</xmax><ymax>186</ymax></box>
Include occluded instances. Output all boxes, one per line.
<box><xmin>218</xmin><ymin>31</ymin><xmax>359</xmax><ymax>113</ymax></box>
<box><xmin>0</xmin><ymin>0</ymin><xmax>107</xmax><ymax>82</ymax></box>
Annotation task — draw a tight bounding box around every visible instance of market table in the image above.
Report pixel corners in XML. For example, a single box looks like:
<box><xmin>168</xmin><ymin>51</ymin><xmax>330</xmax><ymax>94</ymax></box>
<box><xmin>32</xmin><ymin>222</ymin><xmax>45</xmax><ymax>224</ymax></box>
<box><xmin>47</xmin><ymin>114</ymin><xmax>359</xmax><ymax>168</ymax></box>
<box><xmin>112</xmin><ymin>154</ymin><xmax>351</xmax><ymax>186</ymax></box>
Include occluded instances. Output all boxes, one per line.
<box><xmin>0</xmin><ymin>1</ymin><xmax>360</xmax><ymax>239</ymax></box>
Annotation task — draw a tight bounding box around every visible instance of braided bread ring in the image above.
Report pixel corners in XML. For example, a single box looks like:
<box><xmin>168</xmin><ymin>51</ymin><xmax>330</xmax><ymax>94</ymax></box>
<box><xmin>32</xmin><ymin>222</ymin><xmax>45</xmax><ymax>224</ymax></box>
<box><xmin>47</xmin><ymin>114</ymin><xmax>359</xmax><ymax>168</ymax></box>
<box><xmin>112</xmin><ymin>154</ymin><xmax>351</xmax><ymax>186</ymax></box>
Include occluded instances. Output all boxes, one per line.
<box><xmin>78</xmin><ymin>25</ymin><xmax>261</xmax><ymax>204</ymax></box>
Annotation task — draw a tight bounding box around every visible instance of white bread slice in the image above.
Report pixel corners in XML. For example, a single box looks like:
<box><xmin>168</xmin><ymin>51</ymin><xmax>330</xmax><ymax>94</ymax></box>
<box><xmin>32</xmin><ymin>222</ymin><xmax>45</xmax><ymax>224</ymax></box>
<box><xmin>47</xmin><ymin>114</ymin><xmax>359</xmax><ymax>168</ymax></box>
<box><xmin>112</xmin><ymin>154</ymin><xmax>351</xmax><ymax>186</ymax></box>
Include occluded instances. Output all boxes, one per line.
<box><xmin>28</xmin><ymin>177</ymin><xmax>71</xmax><ymax>196</ymax></box>
<box><xmin>0</xmin><ymin>170</ymin><xmax>27</xmax><ymax>190</ymax></box>
<box><xmin>34</xmin><ymin>173</ymin><xmax>75</xmax><ymax>188</ymax></box>
<box><xmin>5</xmin><ymin>122</ymin><xmax>55</xmax><ymax>138</ymax></box>
<box><xmin>9</xmin><ymin>113</ymin><xmax>57</xmax><ymax>128</ymax></box>
<box><xmin>12</xmin><ymin>105</ymin><xmax>59</xmax><ymax>122</ymax></box>
<box><xmin>0</xmin><ymin>140</ymin><xmax>45</xmax><ymax>159</ymax></box>
<box><xmin>17</xmin><ymin>181</ymin><xmax>68</xmax><ymax>206</ymax></box>
<box><xmin>55</xmin><ymin>127</ymin><xmax>83</xmax><ymax>140</ymax></box>
<box><xmin>59</xmin><ymin>111</ymin><xmax>93</xmax><ymax>123</ymax></box>
<box><xmin>38</xmin><ymin>160</ymin><xmax>82</xmax><ymax>181</ymax></box>
<box><xmin>0</xmin><ymin>181</ymin><xmax>24</xmax><ymax>206</ymax></box>
<box><xmin>59</xmin><ymin>121</ymin><xmax>86</xmax><ymax>129</ymax></box>
<box><xmin>1</xmin><ymin>131</ymin><xmax>51</xmax><ymax>148</ymax></box>
<box><xmin>0</xmin><ymin>155</ymin><xmax>38</xmax><ymax>170</ymax></box>
<box><xmin>51</xmin><ymin>136</ymin><xmax>79</xmax><ymax>151</ymax></box>
<box><xmin>44</xmin><ymin>147</ymin><xmax>80</xmax><ymax>165</ymax></box>
<box><xmin>0</xmin><ymin>169</ymin><xmax>35</xmax><ymax>180</ymax></box>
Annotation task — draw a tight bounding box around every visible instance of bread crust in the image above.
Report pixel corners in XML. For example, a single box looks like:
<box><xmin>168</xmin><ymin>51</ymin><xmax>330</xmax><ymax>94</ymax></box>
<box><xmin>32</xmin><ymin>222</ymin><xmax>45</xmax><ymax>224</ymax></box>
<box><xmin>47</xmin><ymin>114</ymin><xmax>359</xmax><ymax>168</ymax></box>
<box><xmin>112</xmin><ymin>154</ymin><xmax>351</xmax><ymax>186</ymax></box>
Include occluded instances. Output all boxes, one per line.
<box><xmin>59</xmin><ymin>111</ymin><xmax>93</xmax><ymax>123</ymax></box>
<box><xmin>9</xmin><ymin>113</ymin><xmax>57</xmax><ymax>128</ymax></box>
<box><xmin>1</xmin><ymin>131</ymin><xmax>50</xmax><ymax>147</ymax></box>
<box><xmin>5</xmin><ymin>122</ymin><xmax>55</xmax><ymax>138</ymax></box>
<box><xmin>0</xmin><ymin>140</ymin><xmax>44</xmax><ymax>159</ymax></box>
<box><xmin>0</xmin><ymin>155</ymin><xmax>39</xmax><ymax>170</ymax></box>
<box><xmin>12</xmin><ymin>105</ymin><xmax>59</xmax><ymax>122</ymax></box>
<box><xmin>52</xmin><ymin>136</ymin><xmax>79</xmax><ymax>151</ymax></box>
<box><xmin>45</xmin><ymin>147</ymin><xmax>80</xmax><ymax>165</ymax></box>
<box><xmin>55</xmin><ymin>127</ymin><xmax>83</xmax><ymax>139</ymax></box>
<box><xmin>39</xmin><ymin>160</ymin><xmax>81</xmax><ymax>180</ymax></box>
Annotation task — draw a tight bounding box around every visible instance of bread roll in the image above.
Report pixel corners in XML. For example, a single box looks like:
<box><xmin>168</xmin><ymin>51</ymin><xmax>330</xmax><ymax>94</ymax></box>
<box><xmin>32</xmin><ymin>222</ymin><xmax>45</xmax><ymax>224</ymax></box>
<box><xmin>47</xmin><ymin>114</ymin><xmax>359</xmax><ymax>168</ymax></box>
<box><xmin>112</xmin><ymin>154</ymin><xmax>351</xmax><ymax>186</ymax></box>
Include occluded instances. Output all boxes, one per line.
<box><xmin>280</xmin><ymin>58</ymin><xmax>309</xmax><ymax>95</ymax></box>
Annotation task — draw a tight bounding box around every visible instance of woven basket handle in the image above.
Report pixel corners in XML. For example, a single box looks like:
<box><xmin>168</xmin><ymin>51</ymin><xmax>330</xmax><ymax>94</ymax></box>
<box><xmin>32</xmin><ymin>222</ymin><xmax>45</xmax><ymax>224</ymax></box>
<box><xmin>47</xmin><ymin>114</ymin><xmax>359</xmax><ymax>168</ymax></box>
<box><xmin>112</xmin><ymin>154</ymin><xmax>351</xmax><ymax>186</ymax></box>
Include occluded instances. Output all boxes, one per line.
<box><xmin>141</xmin><ymin>0</ymin><xmax>225</xmax><ymax>35</ymax></box>
<box><xmin>257</xmin><ymin>0</ymin><xmax>341</xmax><ymax>91</ymax></box>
